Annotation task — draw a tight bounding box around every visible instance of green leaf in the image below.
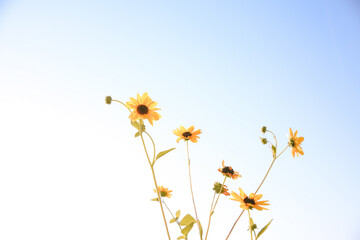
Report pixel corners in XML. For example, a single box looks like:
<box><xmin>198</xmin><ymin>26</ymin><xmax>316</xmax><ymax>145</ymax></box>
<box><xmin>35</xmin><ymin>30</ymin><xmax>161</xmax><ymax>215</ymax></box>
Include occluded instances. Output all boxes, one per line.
<box><xmin>170</xmin><ymin>218</ymin><xmax>177</xmax><ymax>223</ymax></box>
<box><xmin>135</xmin><ymin>132</ymin><xmax>140</xmax><ymax>138</ymax></box>
<box><xmin>198</xmin><ymin>220</ymin><xmax>203</xmax><ymax>239</ymax></box>
<box><xmin>181</xmin><ymin>222</ymin><xmax>194</xmax><ymax>235</ymax></box>
<box><xmin>180</xmin><ymin>214</ymin><xmax>196</xmax><ymax>226</ymax></box>
<box><xmin>177</xmin><ymin>236</ymin><xmax>185</xmax><ymax>240</ymax></box>
<box><xmin>156</xmin><ymin>148</ymin><xmax>176</xmax><ymax>160</ymax></box>
<box><xmin>131</xmin><ymin>120</ymin><xmax>140</xmax><ymax>130</ymax></box>
<box><xmin>176</xmin><ymin>210</ymin><xmax>181</xmax><ymax>218</ymax></box>
<box><xmin>210</xmin><ymin>210</ymin><xmax>214</xmax><ymax>216</ymax></box>
<box><xmin>256</xmin><ymin>219</ymin><xmax>273</xmax><ymax>239</ymax></box>
<box><xmin>151</xmin><ymin>198</ymin><xmax>159</xmax><ymax>201</ymax></box>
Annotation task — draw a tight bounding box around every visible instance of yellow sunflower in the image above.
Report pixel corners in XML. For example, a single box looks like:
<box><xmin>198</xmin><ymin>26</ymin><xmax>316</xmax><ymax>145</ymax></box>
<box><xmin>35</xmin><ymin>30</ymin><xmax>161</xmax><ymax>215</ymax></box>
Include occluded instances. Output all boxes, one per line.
<box><xmin>218</xmin><ymin>160</ymin><xmax>241</xmax><ymax>180</ymax></box>
<box><xmin>230</xmin><ymin>188</ymin><xmax>269</xmax><ymax>211</ymax></box>
<box><xmin>126</xmin><ymin>92</ymin><xmax>161</xmax><ymax>126</ymax></box>
<box><xmin>173</xmin><ymin>125</ymin><xmax>202</xmax><ymax>143</ymax></box>
<box><xmin>154</xmin><ymin>186</ymin><xmax>172</xmax><ymax>198</ymax></box>
<box><xmin>288</xmin><ymin>128</ymin><xmax>304</xmax><ymax>158</ymax></box>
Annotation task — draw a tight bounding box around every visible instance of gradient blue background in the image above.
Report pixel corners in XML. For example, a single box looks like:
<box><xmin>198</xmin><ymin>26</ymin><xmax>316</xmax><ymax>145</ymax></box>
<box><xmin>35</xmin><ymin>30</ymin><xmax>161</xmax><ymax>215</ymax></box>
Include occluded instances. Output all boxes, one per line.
<box><xmin>1</xmin><ymin>1</ymin><xmax>360</xmax><ymax>239</ymax></box>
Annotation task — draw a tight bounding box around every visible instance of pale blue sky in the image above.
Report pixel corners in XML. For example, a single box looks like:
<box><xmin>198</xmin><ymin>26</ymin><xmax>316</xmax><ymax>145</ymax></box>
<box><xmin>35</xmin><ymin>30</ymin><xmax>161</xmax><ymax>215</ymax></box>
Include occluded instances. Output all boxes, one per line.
<box><xmin>1</xmin><ymin>1</ymin><xmax>360</xmax><ymax>239</ymax></box>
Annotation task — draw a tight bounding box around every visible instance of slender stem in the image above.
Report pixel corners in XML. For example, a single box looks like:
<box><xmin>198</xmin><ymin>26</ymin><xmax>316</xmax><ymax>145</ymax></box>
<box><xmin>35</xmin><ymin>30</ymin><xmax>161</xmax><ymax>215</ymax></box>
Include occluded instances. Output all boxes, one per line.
<box><xmin>225</xmin><ymin>210</ymin><xmax>245</xmax><ymax>240</ymax></box>
<box><xmin>212</xmin><ymin>177</ymin><xmax>227</xmax><ymax>211</ymax></box>
<box><xmin>112</xmin><ymin>100</ymin><xmax>131</xmax><ymax>113</ymax></box>
<box><xmin>145</xmin><ymin>131</ymin><xmax>156</xmax><ymax>164</ymax></box>
<box><xmin>247</xmin><ymin>210</ymin><xmax>253</xmax><ymax>240</ymax></box>
<box><xmin>140</xmin><ymin>133</ymin><xmax>171</xmax><ymax>240</ymax></box>
<box><xmin>204</xmin><ymin>177</ymin><xmax>227</xmax><ymax>240</ymax></box>
<box><xmin>204</xmin><ymin>192</ymin><xmax>216</xmax><ymax>240</ymax></box>
<box><xmin>254</xmin><ymin>146</ymin><xmax>288</xmax><ymax>194</ymax></box>
<box><xmin>225</xmin><ymin>146</ymin><xmax>289</xmax><ymax>239</ymax></box>
<box><xmin>186</xmin><ymin>141</ymin><xmax>202</xmax><ymax>240</ymax></box>
<box><xmin>162</xmin><ymin>200</ymin><xmax>183</xmax><ymax>231</ymax></box>
<box><xmin>266</xmin><ymin>130</ymin><xmax>277</xmax><ymax>149</ymax></box>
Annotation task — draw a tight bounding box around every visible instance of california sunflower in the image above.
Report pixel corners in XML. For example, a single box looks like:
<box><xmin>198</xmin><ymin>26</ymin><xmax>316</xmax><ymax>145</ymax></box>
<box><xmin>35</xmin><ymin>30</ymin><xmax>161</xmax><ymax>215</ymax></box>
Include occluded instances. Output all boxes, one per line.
<box><xmin>126</xmin><ymin>92</ymin><xmax>161</xmax><ymax>126</ymax></box>
<box><xmin>288</xmin><ymin>128</ymin><xmax>304</xmax><ymax>158</ymax></box>
<box><xmin>218</xmin><ymin>160</ymin><xmax>241</xmax><ymax>180</ymax></box>
<box><xmin>173</xmin><ymin>125</ymin><xmax>202</xmax><ymax>143</ymax></box>
<box><xmin>154</xmin><ymin>186</ymin><xmax>172</xmax><ymax>198</ymax></box>
<box><xmin>230</xmin><ymin>188</ymin><xmax>269</xmax><ymax>211</ymax></box>
<box><xmin>213</xmin><ymin>182</ymin><xmax>230</xmax><ymax>196</ymax></box>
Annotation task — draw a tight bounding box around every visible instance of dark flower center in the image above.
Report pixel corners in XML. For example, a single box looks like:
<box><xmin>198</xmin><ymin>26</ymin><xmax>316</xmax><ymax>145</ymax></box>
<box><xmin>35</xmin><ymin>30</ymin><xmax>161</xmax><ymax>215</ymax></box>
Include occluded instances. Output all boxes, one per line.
<box><xmin>289</xmin><ymin>138</ymin><xmax>295</xmax><ymax>147</ymax></box>
<box><xmin>160</xmin><ymin>191</ymin><xmax>167</xmax><ymax>197</ymax></box>
<box><xmin>182</xmin><ymin>132</ymin><xmax>192</xmax><ymax>138</ymax></box>
<box><xmin>137</xmin><ymin>104</ymin><xmax>149</xmax><ymax>114</ymax></box>
<box><xmin>244</xmin><ymin>197</ymin><xmax>255</xmax><ymax>205</ymax></box>
<box><xmin>222</xmin><ymin>166</ymin><xmax>234</xmax><ymax>175</ymax></box>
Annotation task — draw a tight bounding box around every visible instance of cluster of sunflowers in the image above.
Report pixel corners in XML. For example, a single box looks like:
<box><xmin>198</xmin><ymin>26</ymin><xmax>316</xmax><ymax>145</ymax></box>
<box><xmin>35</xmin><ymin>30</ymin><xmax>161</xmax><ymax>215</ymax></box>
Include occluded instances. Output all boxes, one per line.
<box><xmin>105</xmin><ymin>93</ymin><xmax>304</xmax><ymax>240</ymax></box>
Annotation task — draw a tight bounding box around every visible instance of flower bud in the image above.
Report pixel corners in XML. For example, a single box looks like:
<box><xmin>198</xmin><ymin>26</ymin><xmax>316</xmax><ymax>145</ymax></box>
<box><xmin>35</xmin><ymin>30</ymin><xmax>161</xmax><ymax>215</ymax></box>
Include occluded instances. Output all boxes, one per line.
<box><xmin>261</xmin><ymin>138</ymin><xmax>268</xmax><ymax>145</ymax></box>
<box><xmin>261</xmin><ymin>126</ymin><xmax>267</xmax><ymax>133</ymax></box>
<box><xmin>105</xmin><ymin>96</ymin><xmax>112</xmax><ymax>104</ymax></box>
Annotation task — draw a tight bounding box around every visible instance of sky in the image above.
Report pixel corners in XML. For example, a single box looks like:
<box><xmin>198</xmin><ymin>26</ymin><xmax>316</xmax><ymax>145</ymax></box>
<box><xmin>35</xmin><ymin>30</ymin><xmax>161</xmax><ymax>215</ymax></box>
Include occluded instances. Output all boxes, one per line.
<box><xmin>1</xmin><ymin>0</ymin><xmax>360</xmax><ymax>239</ymax></box>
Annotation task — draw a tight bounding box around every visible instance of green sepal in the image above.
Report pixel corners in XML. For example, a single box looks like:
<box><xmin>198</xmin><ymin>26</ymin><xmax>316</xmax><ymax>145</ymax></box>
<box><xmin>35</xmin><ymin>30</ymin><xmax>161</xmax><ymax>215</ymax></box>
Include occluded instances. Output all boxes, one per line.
<box><xmin>180</xmin><ymin>214</ymin><xmax>196</xmax><ymax>226</ymax></box>
<box><xmin>131</xmin><ymin>120</ymin><xmax>140</xmax><ymax>130</ymax></box>
<box><xmin>271</xmin><ymin>145</ymin><xmax>276</xmax><ymax>158</ymax></box>
<box><xmin>181</xmin><ymin>222</ymin><xmax>194</xmax><ymax>235</ymax></box>
<box><xmin>256</xmin><ymin>219</ymin><xmax>273</xmax><ymax>239</ymax></box>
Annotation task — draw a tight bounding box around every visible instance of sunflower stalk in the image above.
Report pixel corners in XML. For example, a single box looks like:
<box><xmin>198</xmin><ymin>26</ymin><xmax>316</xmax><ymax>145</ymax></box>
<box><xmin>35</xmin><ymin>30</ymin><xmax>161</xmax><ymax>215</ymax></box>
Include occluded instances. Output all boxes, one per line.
<box><xmin>186</xmin><ymin>141</ymin><xmax>203</xmax><ymax>240</ymax></box>
<box><xmin>225</xmin><ymin>144</ymin><xmax>289</xmax><ymax>240</ymax></box>
<box><xmin>140</xmin><ymin>132</ymin><xmax>172</xmax><ymax>240</ymax></box>
<box><xmin>204</xmin><ymin>176</ymin><xmax>227</xmax><ymax>240</ymax></box>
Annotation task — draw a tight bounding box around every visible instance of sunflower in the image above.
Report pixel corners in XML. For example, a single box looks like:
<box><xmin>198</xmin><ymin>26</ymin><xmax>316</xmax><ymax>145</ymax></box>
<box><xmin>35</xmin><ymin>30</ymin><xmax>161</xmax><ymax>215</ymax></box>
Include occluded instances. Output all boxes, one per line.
<box><xmin>288</xmin><ymin>128</ymin><xmax>304</xmax><ymax>158</ymax></box>
<box><xmin>218</xmin><ymin>160</ymin><xmax>241</xmax><ymax>180</ymax></box>
<box><xmin>230</xmin><ymin>188</ymin><xmax>269</xmax><ymax>211</ymax></box>
<box><xmin>126</xmin><ymin>92</ymin><xmax>161</xmax><ymax>126</ymax></box>
<box><xmin>173</xmin><ymin>125</ymin><xmax>202</xmax><ymax>143</ymax></box>
<box><xmin>213</xmin><ymin>182</ymin><xmax>230</xmax><ymax>196</ymax></box>
<box><xmin>154</xmin><ymin>186</ymin><xmax>172</xmax><ymax>198</ymax></box>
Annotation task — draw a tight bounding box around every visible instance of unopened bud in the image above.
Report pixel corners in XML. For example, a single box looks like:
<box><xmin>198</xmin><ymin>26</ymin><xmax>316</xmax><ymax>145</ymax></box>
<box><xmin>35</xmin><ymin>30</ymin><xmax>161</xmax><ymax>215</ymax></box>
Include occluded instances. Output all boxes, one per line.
<box><xmin>105</xmin><ymin>96</ymin><xmax>112</xmax><ymax>104</ymax></box>
<box><xmin>261</xmin><ymin>126</ymin><xmax>267</xmax><ymax>133</ymax></box>
<box><xmin>261</xmin><ymin>138</ymin><xmax>268</xmax><ymax>145</ymax></box>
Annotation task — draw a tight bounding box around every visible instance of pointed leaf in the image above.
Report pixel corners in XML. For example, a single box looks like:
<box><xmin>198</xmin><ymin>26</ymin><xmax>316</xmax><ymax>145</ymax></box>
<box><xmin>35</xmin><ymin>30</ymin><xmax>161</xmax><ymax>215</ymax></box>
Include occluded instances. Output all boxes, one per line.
<box><xmin>271</xmin><ymin>145</ymin><xmax>276</xmax><ymax>158</ymax></box>
<box><xmin>170</xmin><ymin>218</ymin><xmax>177</xmax><ymax>223</ymax></box>
<box><xmin>176</xmin><ymin>210</ymin><xmax>181</xmax><ymax>218</ymax></box>
<box><xmin>135</xmin><ymin>132</ymin><xmax>140</xmax><ymax>138</ymax></box>
<box><xmin>177</xmin><ymin>236</ymin><xmax>185</xmax><ymax>240</ymax></box>
<box><xmin>256</xmin><ymin>219</ymin><xmax>273</xmax><ymax>239</ymax></box>
<box><xmin>155</xmin><ymin>148</ymin><xmax>176</xmax><ymax>160</ymax></box>
<box><xmin>151</xmin><ymin>198</ymin><xmax>159</xmax><ymax>201</ymax></box>
<box><xmin>181</xmin><ymin>222</ymin><xmax>194</xmax><ymax>235</ymax></box>
<box><xmin>180</xmin><ymin>214</ymin><xmax>196</xmax><ymax>226</ymax></box>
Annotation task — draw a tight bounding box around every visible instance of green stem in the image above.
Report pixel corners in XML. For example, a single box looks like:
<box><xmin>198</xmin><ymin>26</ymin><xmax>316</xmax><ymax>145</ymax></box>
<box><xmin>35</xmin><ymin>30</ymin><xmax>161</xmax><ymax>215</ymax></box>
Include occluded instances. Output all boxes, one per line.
<box><xmin>162</xmin><ymin>200</ymin><xmax>183</xmax><ymax>231</ymax></box>
<box><xmin>247</xmin><ymin>210</ymin><xmax>253</xmax><ymax>240</ymax></box>
<box><xmin>140</xmin><ymin>133</ymin><xmax>171</xmax><ymax>240</ymax></box>
<box><xmin>186</xmin><ymin>141</ymin><xmax>202</xmax><ymax>240</ymax></box>
<box><xmin>145</xmin><ymin>131</ymin><xmax>156</xmax><ymax>164</ymax></box>
<box><xmin>225</xmin><ymin>146</ymin><xmax>289</xmax><ymax>239</ymax></box>
<box><xmin>204</xmin><ymin>177</ymin><xmax>227</xmax><ymax>240</ymax></box>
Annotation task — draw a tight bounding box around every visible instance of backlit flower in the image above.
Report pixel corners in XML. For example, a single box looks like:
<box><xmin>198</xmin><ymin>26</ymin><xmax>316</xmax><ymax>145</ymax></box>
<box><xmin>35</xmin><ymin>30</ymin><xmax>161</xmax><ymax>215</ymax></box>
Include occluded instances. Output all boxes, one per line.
<box><xmin>173</xmin><ymin>125</ymin><xmax>202</xmax><ymax>143</ymax></box>
<box><xmin>230</xmin><ymin>188</ymin><xmax>269</xmax><ymax>211</ymax></box>
<box><xmin>213</xmin><ymin>182</ymin><xmax>230</xmax><ymax>196</ymax></box>
<box><xmin>154</xmin><ymin>186</ymin><xmax>172</xmax><ymax>198</ymax></box>
<box><xmin>126</xmin><ymin>92</ymin><xmax>161</xmax><ymax>126</ymax></box>
<box><xmin>218</xmin><ymin>160</ymin><xmax>241</xmax><ymax>180</ymax></box>
<box><xmin>288</xmin><ymin>128</ymin><xmax>304</xmax><ymax>158</ymax></box>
